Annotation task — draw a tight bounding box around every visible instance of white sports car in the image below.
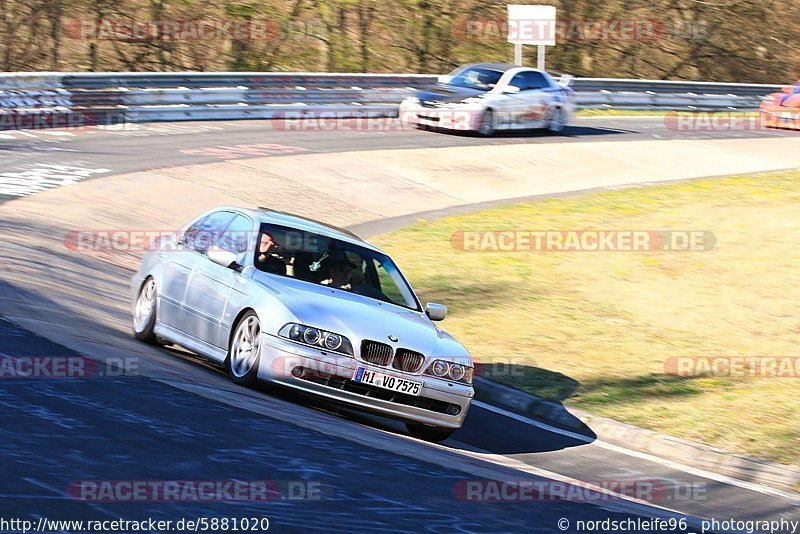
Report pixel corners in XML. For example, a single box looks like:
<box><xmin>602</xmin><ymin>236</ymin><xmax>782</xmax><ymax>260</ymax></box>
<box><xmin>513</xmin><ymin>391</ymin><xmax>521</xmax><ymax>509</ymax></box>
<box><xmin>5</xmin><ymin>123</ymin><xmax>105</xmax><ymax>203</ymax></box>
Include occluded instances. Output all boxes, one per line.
<box><xmin>399</xmin><ymin>62</ymin><xmax>576</xmax><ymax>135</ymax></box>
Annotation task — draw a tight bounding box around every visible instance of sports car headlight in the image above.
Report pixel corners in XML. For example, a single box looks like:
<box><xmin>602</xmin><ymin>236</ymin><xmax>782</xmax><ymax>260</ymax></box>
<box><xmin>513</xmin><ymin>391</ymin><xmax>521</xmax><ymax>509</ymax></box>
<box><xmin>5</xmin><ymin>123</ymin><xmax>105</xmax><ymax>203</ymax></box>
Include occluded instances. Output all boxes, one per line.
<box><xmin>431</xmin><ymin>360</ymin><xmax>449</xmax><ymax>377</ymax></box>
<box><xmin>278</xmin><ymin>323</ymin><xmax>354</xmax><ymax>356</ymax></box>
<box><xmin>424</xmin><ymin>359</ymin><xmax>473</xmax><ymax>385</ymax></box>
<box><xmin>448</xmin><ymin>363</ymin><xmax>466</xmax><ymax>381</ymax></box>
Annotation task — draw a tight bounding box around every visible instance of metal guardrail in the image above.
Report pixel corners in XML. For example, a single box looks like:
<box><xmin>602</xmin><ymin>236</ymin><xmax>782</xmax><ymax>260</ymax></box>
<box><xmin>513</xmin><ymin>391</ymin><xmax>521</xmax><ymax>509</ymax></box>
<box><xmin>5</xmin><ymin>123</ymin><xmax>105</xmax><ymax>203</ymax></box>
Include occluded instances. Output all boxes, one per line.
<box><xmin>0</xmin><ymin>72</ymin><xmax>438</xmax><ymax>128</ymax></box>
<box><xmin>0</xmin><ymin>71</ymin><xmax>785</xmax><ymax>129</ymax></box>
<box><xmin>573</xmin><ymin>77</ymin><xmax>784</xmax><ymax>111</ymax></box>
<box><xmin>571</xmin><ymin>78</ymin><xmax>784</xmax><ymax>96</ymax></box>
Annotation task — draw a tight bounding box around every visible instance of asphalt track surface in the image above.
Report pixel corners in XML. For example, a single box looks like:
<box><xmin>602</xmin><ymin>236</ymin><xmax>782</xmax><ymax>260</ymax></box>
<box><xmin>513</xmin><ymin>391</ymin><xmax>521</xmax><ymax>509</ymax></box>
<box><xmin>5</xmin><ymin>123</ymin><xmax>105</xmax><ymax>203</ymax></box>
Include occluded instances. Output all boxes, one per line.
<box><xmin>1</xmin><ymin>117</ymin><xmax>800</xmax><ymax>532</ymax></box>
<box><xmin>0</xmin><ymin>115</ymin><xmax>799</xmax><ymax>203</ymax></box>
<box><xmin>0</xmin><ymin>318</ymin><xmax>705</xmax><ymax>533</ymax></box>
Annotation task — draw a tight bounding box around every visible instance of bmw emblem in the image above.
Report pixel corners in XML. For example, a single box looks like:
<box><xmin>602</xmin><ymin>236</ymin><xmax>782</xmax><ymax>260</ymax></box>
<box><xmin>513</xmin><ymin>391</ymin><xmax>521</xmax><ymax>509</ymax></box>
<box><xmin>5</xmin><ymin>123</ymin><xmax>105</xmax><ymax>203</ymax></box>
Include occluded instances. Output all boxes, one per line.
<box><xmin>388</xmin><ymin>335</ymin><xmax>399</xmax><ymax>342</ymax></box>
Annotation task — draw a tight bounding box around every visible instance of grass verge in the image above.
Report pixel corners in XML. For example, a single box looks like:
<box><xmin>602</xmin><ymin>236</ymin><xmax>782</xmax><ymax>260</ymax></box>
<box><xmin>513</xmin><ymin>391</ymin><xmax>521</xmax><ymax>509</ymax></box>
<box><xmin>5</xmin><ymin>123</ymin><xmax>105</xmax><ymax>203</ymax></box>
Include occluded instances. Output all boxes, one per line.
<box><xmin>373</xmin><ymin>169</ymin><xmax>800</xmax><ymax>464</ymax></box>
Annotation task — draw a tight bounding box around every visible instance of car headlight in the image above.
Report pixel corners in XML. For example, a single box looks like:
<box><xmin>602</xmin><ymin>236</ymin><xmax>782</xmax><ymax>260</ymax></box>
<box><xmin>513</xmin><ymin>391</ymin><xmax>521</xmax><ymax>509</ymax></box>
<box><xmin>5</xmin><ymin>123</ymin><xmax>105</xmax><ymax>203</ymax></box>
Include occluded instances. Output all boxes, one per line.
<box><xmin>278</xmin><ymin>323</ymin><xmax>353</xmax><ymax>356</ymax></box>
<box><xmin>431</xmin><ymin>360</ymin><xmax>449</xmax><ymax>377</ymax></box>
<box><xmin>302</xmin><ymin>328</ymin><xmax>319</xmax><ymax>344</ymax></box>
<box><xmin>448</xmin><ymin>363</ymin><xmax>466</xmax><ymax>381</ymax></box>
<box><xmin>425</xmin><ymin>359</ymin><xmax>473</xmax><ymax>385</ymax></box>
<box><xmin>324</xmin><ymin>333</ymin><xmax>342</xmax><ymax>350</ymax></box>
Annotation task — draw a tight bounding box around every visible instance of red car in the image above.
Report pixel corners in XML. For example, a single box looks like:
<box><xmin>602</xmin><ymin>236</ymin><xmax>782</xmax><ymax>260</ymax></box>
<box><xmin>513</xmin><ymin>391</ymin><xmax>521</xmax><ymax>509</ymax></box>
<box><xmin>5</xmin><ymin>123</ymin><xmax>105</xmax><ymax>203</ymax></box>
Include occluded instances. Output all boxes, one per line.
<box><xmin>760</xmin><ymin>79</ymin><xmax>800</xmax><ymax>129</ymax></box>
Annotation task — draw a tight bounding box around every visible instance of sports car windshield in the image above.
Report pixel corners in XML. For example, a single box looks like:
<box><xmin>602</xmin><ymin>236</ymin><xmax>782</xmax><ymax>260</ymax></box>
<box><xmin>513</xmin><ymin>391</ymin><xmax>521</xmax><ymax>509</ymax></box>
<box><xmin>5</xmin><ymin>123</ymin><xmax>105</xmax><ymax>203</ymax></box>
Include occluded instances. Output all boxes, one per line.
<box><xmin>254</xmin><ymin>223</ymin><xmax>420</xmax><ymax>311</ymax></box>
<box><xmin>446</xmin><ymin>66</ymin><xmax>504</xmax><ymax>91</ymax></box>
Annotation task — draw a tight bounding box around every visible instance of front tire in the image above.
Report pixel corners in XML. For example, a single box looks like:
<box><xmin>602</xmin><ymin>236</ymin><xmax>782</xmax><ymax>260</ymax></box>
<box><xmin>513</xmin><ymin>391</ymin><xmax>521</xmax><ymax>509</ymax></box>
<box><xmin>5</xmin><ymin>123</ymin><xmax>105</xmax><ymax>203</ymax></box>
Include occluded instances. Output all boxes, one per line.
<box><xmin>133</xmin><ymin>277</ymin><xmax>158</xmax><ymax>343</ymax></box>
<box><xmin>227</xmin><ymin>311</ymin><xmax>262</xmax><ymax>387</ymax></box>
<box><xmin>406</xmin><ymin>422</ymin><xmax>455</xmax><ymax>443</ymax></box>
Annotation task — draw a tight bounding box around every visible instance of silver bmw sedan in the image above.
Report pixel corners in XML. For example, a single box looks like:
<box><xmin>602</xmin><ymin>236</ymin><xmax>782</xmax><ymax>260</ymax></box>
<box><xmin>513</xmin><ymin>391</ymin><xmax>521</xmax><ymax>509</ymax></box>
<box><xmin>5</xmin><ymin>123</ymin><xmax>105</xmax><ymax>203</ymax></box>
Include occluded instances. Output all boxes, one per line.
<box><xmin>132</xmin><ymin>207</ymin><xmax>474</xmax><ymax>442</ymax></box>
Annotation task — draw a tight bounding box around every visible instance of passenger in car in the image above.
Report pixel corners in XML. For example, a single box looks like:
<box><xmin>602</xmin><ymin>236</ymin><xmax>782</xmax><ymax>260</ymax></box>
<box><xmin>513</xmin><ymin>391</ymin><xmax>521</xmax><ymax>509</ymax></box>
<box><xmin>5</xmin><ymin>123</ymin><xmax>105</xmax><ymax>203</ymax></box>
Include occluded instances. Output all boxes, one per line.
<box><xmin>321</xmin><ymin>257</ymin><xmax>356</xmax><ymax>289</ymax></box>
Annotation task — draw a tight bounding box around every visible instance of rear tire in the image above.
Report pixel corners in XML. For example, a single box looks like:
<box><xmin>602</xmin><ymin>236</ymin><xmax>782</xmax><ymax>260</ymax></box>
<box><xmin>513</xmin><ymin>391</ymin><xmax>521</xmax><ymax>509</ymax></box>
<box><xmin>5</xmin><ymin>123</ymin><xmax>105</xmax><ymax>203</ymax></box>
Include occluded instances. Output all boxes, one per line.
<box><xmin>227</xmin><ymin>311</ymin><xmax>262</xmax><ymax>388</ymax></box>
<box><xmin>406</xmin><ymin>422</ymin><xmax>455</xmax><ymax>443</ymax></box>
<box><xmin>133</xmin><ymin>277</ymin><xmax>158</xmax><ymax>344</ymax></box>
<box><xmin>546</xmin><ymin>107</ymin><xmax>566</xmax><ymax>134</ymax></box>
<box><xmin>477</xmin><ymin>109</ymin><xmax>496</xmax><ymax>136</ymax></box>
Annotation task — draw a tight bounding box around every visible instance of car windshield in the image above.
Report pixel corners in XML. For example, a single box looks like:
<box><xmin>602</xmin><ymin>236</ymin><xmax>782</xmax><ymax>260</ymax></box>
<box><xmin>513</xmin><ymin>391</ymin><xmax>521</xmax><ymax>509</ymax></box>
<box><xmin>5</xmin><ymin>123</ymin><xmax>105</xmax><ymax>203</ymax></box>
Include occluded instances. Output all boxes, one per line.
<box><xmin>254</xmin><ymin>223</ymin><xmax>420</xmax><ymax>311</ymax></box>
<box><xmin>445</xmin><ymin>66</ymin><xmax>504</xmax><ymax>91</ymax></box>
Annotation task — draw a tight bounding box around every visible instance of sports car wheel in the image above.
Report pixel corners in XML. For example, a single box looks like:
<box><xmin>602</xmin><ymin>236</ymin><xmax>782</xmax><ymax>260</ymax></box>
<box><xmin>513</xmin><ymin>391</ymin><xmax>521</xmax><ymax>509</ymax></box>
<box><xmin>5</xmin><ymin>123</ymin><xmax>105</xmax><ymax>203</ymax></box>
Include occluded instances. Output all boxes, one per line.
<box><xmin>133</xmin><ymin>277</ymin><xmax>158</xmax><ymax>343</ymax></box>
<box><xmin>477</xmin><ymin>109</ymin><xmax>496</xmax><ymax>136</ymax></box>
<box><xmin>227</xmin><ymin>311</ymin><xmax>262</xmax><ymax>387</ymax></box>
<box><xmin>406</xmin><ymin>422</ymin><xmax>455</xmax><ymax>443</ymax></box>
<box><xmin>547</xmin><ymin>107</ymin><xmax>566</xmax><ymax>134</ymax></box>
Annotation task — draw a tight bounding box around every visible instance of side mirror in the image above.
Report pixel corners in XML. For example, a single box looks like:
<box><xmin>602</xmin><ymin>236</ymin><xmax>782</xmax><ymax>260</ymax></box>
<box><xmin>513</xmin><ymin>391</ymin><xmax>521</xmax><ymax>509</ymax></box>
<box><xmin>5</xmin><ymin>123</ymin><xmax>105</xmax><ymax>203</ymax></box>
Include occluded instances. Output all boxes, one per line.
<box><xmin>425</xmin><ymin>302</ymin><xmax>447</xmax><ymax>321</ymax></box>
<box><xmin>207</xmin><ymin>246</ymin><xmax>242</xmax><ymax>272</ymax></box>
<box><xmin>503</xmin><ymin>85</ymin><xmax>521</xmax><ymax>94</ymax></box>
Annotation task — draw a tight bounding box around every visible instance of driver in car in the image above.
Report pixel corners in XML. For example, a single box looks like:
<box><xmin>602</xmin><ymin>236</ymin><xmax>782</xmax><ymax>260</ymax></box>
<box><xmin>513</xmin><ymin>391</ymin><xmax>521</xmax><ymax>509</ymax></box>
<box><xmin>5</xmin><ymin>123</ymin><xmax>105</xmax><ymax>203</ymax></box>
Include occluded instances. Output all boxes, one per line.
<box><xmin>255</xmin><ymin>231</ymin><xmax>289</xmax><ymax>275</ymax></box>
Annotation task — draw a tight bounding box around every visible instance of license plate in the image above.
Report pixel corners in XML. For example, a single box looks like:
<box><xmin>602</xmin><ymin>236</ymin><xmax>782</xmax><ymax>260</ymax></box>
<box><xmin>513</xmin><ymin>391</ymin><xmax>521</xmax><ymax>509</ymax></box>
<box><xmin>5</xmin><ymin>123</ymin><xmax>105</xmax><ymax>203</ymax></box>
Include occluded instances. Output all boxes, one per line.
<box><xmin>354</xmin><ymin>368</ymin><xmax>422</xmax><ymax>396</ymax></box>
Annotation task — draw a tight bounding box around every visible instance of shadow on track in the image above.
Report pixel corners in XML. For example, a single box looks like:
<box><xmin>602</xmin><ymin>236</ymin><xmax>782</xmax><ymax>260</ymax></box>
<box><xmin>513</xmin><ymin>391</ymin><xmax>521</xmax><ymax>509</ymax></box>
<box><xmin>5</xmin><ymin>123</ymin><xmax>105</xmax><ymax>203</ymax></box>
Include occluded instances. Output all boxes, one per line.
<box><xmin>158</xmin><ymin>343</ymin><xmax>595</xmax><ymax>456</ymax></box>
<box><xmin>415</xmin><ymin>124</ymin><xmax>634</xmax><ymax>139</ymax></box>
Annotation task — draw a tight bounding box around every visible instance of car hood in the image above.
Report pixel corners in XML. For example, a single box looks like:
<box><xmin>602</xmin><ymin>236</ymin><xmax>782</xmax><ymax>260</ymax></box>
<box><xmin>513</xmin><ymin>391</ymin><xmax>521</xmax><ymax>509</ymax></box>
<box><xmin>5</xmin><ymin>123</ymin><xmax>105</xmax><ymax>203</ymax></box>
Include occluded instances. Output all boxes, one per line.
<box><xmin>253</xmin><ymin>274</ymin><xmax>468</xmax><ymax>360</ymax></box>
<box><xmin>415</xmin><ymin>83</ymin><xmax>487</xmax><ymax>104</ymax></box>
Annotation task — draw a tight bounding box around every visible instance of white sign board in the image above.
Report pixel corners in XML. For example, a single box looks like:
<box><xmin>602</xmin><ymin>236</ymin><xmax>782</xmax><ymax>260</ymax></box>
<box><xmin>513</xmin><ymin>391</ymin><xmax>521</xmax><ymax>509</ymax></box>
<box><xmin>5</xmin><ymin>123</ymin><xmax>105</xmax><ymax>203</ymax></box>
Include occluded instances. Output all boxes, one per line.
<box><xmin>507</xmin><ymin>5</ymin><xmax>556</xmax><ymax>46</ymax></box>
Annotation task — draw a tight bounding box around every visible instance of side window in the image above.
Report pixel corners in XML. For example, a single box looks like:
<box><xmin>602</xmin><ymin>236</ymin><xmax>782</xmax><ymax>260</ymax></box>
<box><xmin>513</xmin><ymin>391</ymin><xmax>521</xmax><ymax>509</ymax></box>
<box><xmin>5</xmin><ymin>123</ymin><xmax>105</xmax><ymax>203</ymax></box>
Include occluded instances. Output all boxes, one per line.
<box><xmin>218</xmin><ymin>215</ymin><xmax>253</xmax><ymax>254</ymax></box>
<box><xmin>523</xmin><ymin>71</ymin><xmax>549</xmax><ymax>90</ymax></box>
<box><xmin>509</xmin><ymin>73</ymin><xmax>527</xmax><ymax>91</ymax></box>
<box><xmin>179</xmin><ymin>211</ymin><xmax>236</xmax><ymax>253</ymax></box>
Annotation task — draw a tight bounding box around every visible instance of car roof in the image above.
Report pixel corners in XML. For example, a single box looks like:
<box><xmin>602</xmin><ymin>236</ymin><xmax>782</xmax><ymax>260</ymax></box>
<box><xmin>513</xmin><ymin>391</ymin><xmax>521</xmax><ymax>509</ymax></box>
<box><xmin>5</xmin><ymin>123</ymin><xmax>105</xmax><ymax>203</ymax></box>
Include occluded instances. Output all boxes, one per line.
<box><xmin>459</xmin><ymin>62</ymin><xmax>524</xmax><ymax>72</ymax></box>
<box><xmin>232</xmin><ymin>207</ymin><xmax>386</xmax><ymax>253</ymax></box>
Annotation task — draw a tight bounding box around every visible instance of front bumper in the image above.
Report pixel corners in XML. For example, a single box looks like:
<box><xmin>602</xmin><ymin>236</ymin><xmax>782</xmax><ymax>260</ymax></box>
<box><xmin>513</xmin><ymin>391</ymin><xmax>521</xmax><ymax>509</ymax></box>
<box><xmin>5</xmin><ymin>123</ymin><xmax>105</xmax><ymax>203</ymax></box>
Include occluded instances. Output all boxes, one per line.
<box><xmin>399</xmin><ymin>101</ymin><xmax>483</xmax><ymax>132</ymax></box>
<box><xmin>258</xmin><ymin>333</ymin><xmax>473</xmax><ymax>429</ymax></box>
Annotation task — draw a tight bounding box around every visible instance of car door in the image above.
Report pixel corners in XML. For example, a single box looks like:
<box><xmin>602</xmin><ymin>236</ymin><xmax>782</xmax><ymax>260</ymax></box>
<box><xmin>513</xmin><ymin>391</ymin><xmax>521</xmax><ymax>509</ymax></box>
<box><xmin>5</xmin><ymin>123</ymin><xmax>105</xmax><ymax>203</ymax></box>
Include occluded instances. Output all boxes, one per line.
<box><xmin>183</xmin><ymin>213</ymin><xmax>254</xmax><ymax>349</ymax></box>
<box><xmin>509</xmin><ymin>71</ymin><xmax>550</xmax><ymax>128</ymax></box>
<box><xmin>159</xmin><ymin>210</ymin><xmax>235</xmax><ymax>328</ymax></box>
